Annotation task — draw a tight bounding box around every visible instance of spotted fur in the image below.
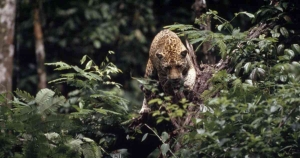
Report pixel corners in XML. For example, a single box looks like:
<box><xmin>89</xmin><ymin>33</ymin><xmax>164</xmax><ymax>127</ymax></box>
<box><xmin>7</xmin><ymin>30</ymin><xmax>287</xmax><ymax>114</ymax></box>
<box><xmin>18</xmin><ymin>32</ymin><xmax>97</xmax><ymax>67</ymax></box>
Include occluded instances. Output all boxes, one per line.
<box><xmin>140</xmin><ymin>29</ymin><xmax>196</xmax><ymax>113</ymax></box>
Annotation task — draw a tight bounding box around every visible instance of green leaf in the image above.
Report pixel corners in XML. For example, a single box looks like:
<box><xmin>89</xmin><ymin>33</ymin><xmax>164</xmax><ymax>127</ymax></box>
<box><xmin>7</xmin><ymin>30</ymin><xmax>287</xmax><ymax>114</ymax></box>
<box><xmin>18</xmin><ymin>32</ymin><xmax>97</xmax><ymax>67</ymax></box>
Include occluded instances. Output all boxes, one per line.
<box><xmin>284</xmin><ymin>49</ymin><xmax>295</xmax><ymax>59</ymax></box>
<box><xmin>216</xmin><ymin>39</ymin><xmax>227</xmax><ymax>55</ymax></box>
<box><xmin>85</xmin><ymin>60</ymin><xmax>93</xmax><ymax>69</ymax></box>
<box><xmin>15</xmin><ymin>89</ymin><xmax>34</xmax><ymax>103</ymax></box>
<box><xmin>243</xmin><ymin>62</ymin><xmax>252</xmax><ymax>74</ymax></box>
<box><xmin>237</xmin><ymin>11</ymin><xmax>255</xmax><ymax>18</ymax></box>
<box><xmin>217</xmin><ymin>24</ymin><xmax>224</xmax><ymax>31</ymax></box>
<box><xmin>232</xmin><ymin>28</ymin><xmax>240</xmax><ymax>36</ymax></box>
<box><xmin>270</xmin><ymin>105</ymin><xmax>280</xmax><ymax>113</ymax></box>
<box><xmin>81</xmin><ymin>141</ymin><xmax>102</xmax><ymax>158</ymax></box>
<box><xmin>251</xmin><ymin>117</ymin><xmax>263</xmax><ymax>129</ymax></box>
<box><xmin>141</xmin><ymin>133</ymin><xmax>148</xmax><ymax>142</ymax></box>
<box><xmin>277</xmin><ymin>44</ymin><xmax>285</xmax><ymax>54</ymax></box>
<box><xmin>11</xmin><ymin>97</ymin><xmax>30</xmax><ymax>107</ymax></box>
<box><xmin>80</xmin><ymin>55</ymin><xmax>87</xmax><ymax>65</ymax></box>
<box><xmin>249</xmin><ymin>68</ymin><xmax>257</xmax><ymax>81</ymax></box>
<box><xmin>160</xmin><ymin>143</ymin><xmax>170</xmax><ymax>156</ymax></box>
<box><xmin>93</xmin><ymin>108</ymin><xmax>121</xmax><ymax>115</ymax></box>
<box><xmin>35</xmin><ymin>88</ymin><xmax>55</xmax><ymax>105</ymax></box>
<box><xmin>278</xmin><ymin>55</ymin><xmax>290</xmax><ymax>61</ymax></box>
<box><xmin>161</xmin><ymin>132</ymin><xmax>169</xmax><ymax>143</ymax></box>
<box><xmin>93</xmin><ymin>40</ymin><xmax>101</xmax><ymax>49</ymax></box>
<box><xmin>45</xmin><ymin>61</ymin><xmax>72</xmax><ymax>70</ymax></box>
<box><xmin>291</xmin><ymin>44</ymin><xmax>300</xmax><ymax>54</ymax></box>
<box><xmin>275</xmin><ymin>6</ymin><xmax>283</xmax><ymax>12</ymax></box>
<box><xmin>37</xmin><ymin>96</ymin><xmax>66</xmax><ymax>114</ymax></box>
<box><xmin>148</xmin><ymin>98</ymin><xmax>163</xmax><ymax>105</ymax></box>
<box><xmin>280</xmin><ymin>75</ymin><xmax>288</xmax><ymax>82</ymax></box>
<box><xmin>82</xmin><ymin>137</ymin><xmax>94</xmax><ymax>143</ymax></box>
<box><xmin>283</xmin><ymin>15</ymin><xmax>292</xmax><ymax>23</ymax></box>
<box><xmin>235</xmin><ymin>59</ymin><xmax>245</xmax><ymax>75</ymax></box>
<box><xmin>280</xmin><ymin>27</ymin><xmax>289</xmax><ymax>38</ymax></box>
<box><xmin>190</xmin><ymin>37</ymin><xmax>206</xmax><ymax>44</ymax></box>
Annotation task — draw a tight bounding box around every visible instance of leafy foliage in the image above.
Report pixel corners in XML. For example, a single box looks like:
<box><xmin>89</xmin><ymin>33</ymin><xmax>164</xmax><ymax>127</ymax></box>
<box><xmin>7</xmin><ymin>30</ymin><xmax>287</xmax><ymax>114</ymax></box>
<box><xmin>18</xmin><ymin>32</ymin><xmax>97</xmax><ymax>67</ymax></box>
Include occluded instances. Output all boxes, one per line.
<box><xmin>4</xmin><ymin>0</ymin><xmax>300</xmax><ymax>157</ymax></box>
<box><xmin>159</xmin><ymin>0</ymin><xmax>300</xmax><ymax>157</ymax></box>
<box><xmin>0</xmin><ymin>52</ymin><xmax>129</xmax><ymax>157</ymax></box>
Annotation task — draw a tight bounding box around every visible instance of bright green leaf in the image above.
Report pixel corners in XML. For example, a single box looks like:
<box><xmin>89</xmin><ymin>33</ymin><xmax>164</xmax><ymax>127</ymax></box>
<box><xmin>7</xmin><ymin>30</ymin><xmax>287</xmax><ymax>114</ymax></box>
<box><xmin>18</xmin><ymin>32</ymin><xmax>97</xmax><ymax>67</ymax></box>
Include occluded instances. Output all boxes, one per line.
<box><xmin>280</xmin><ymin>27</ymin><xmax>289</xmax><ymax>38</ymax></box>
<box><xmin>161</xmin><ymin>132</ymin><xmax>169</xmax><ymax>143</ymax></box>
<box><xmin>160</xmin><ymin>143</ymin><xmax>169</xmax><ymax>156</ymax></box>
<box><xmin>141</xmin><ymin>133</ymin><xmax>148</xmax><ymax>142</ymax></box>
<box><xmin>85</xmin><ymin>60</ymin><xmax>93</xmax><ymax>69</ymax></box>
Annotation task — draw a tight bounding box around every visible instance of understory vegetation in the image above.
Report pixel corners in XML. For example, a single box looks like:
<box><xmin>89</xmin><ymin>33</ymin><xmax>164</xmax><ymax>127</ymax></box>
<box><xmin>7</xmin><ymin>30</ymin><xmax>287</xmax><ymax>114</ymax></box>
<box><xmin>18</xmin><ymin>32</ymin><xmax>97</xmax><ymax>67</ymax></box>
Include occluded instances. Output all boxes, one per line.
<box><xmin>1</xmin><ymin>0</ymin><xmax>300</xmax><ymax>157</ymax></box>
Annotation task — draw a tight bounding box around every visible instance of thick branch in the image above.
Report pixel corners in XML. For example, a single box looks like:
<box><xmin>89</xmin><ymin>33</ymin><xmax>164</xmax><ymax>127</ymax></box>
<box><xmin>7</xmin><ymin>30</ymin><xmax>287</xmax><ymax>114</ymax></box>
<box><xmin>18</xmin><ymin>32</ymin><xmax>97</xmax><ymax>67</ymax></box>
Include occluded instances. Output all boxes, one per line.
<box><xmin>0</xmin><ymin>0</ymin><xmax>16</xmax><ymax>103</ymax></box>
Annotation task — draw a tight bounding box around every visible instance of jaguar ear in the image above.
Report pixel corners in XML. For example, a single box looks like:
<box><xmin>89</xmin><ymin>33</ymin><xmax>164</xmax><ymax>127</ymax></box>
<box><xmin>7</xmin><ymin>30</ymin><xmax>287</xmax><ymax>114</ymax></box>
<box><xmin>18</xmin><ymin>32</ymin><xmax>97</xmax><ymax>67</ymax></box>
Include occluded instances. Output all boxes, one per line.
<box><xmin>180</xmin><ymin>50</ymin><xmax>187</xmax><ymax>58</ymax></box>
<box><xmin>156</xmin><ymin>53</ymin><xmax>164</xmax><ymax>60</ymax></box>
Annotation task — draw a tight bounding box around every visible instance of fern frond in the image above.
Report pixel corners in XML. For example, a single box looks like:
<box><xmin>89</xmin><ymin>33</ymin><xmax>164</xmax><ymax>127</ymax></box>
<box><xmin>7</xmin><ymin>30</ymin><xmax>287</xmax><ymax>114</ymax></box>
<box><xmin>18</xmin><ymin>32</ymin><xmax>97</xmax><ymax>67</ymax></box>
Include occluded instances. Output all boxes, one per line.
<box><xmin>14</xmin><ymin>89</ymin><xmax>35</xmax><ymax>103</ymax></box>
<box><xmin>93</xmin><ymin>108</ymin><xmax>121</xmax><ymax>115</ymax></box>
<box><xmin>86</xmin><ymin>73</ymin><xmax>103</xmax><ymax>81</ymax></box>
<box><xmin>11</xmin><ymin>97</ymin><xmax>30</xmax><ymax>107</ymax></box>
<box><xmin>35</xmin><ymin>88</ymin><xmax>55</xmax><ymax>106</ymax></box>
<box><xmin>61</xmin><ymin>73</ymin><xmax>76</xmax><ymax>78</ymax></box>
<box><xmin>48</xmin><ymin>78</ymin><xmax>68</xmax><ymax>84</ymax></box>
<box><xmin>45</xmin><ymin>62</ymin><xmax>72</xmax><ymax>70</ymax></box>
<box><xmin>12</xmin><ymin>103</ymin><xmax>36</xmax><ymax>121</ymax></box>
<box><xmin>37</xmin><ymin>96</ymin><xmax>66</xmax><ymax>115</ymax></box>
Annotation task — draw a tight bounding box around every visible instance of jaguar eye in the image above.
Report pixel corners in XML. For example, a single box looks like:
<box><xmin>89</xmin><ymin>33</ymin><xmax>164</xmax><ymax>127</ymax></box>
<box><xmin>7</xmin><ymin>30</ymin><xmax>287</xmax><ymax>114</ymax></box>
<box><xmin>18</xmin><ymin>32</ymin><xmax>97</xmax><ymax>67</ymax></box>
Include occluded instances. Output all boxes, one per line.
<box><xmin>156</xmin><ymin>53</ymin><xmax>164</xmax><ymax>59</ymax></box>
<box><xmin>165</xmin><ymin>66</ymin><xmax>171</xmax><ymax>70</ymax></box>
<box><xmin>180</xmin><ymin>50</ymin><xmax>187</xmax><ymax>58</ymax></box>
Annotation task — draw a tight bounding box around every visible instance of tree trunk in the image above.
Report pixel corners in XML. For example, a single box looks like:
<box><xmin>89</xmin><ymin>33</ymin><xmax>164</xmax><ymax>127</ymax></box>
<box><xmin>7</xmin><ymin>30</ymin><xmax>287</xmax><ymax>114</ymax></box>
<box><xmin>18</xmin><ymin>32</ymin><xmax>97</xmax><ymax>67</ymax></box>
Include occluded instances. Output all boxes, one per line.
<box><xmin>33</xmin><ymin>0</ymin><xmax>46</xmax><ymax>89</ymax></box>
<box><xmin>0</xmin><ymin>0</ymin><xmax>16</xmax><ymax>103</ymax></box>
<box><xmin>192</xmin><ymin>0</ymin><xmax>216</xmax><ymax>64</ymax></box>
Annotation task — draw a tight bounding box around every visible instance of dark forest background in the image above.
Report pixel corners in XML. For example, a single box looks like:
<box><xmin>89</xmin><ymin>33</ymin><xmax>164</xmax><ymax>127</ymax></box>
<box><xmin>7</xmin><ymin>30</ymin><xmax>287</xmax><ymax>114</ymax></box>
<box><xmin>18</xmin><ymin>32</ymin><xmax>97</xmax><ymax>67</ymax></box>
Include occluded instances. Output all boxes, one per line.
<box><xmin>2</xmin><ymin>0</ymin><xmax>300</xmax><ymax>157</ymax></box>
<box><xmin>15</xmin><ymin>0</ymin><xmax>266</xmax><ymax>107</ymax></box>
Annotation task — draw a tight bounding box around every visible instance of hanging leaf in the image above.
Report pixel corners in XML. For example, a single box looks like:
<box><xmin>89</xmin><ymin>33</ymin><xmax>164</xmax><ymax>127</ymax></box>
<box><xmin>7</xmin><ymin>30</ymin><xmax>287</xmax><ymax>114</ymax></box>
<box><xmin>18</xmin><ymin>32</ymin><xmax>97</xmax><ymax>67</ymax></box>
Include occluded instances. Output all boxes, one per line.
<box><xmin>235</xmin><ymin>59</ymin><xmax>245</xmax><ymax>76</ymax></box>
<box><xmin>237</xmin><ymin>11</ymin><xmax>255</xmax><ymax>18</ymax></box>
<box><xmin>160</xmin><ymin>143</ymin><xmax>170</xmax><ymax>156</ymax></box>
<box><xmin>257</xmin><ymin>68</ymin><xmax>265</xmax><ymax>78</ymax></box>
<box><xmin>283</xmin><ymin>15</ymin><xmax>292</xmax><ymax>23</ymax></box>
<box><xmin>161</xmin><ymin>132</ymin><xmax>170</xmax><ymax>143</ymax></box>
<box><xmin>291</xmin><ymin>44</ymin><xmax>300</xmax><ymax>54</ymax></box>
<box><xmin>284</xmin><ymin>49</ymin><xmax>295</xmax><ymax>59</ymax></box>
<box><xmin>141</xmin><ymin>133</ymin><xmax>148</xmax><ymax>142</ymax></box>
<box><xmin>93</xmin><ymin>40</ymin><xmax>101</xmax><ymax>49</ymax></box>
<box><xmin>249</xmin><ymin>68</ymin><xmax>257</xmax><ymax>81</ymax></box>
<box><xmin>45</xmin><ymin>61</ymin><xmax>72</xmax><ymax>70</ymax></box>
<box><xmin>80</xmin><ymin>55</ymin><xmax>87</xmax><ymax>65</ymax></box>
<box><xmin>280</xmin><ymin>27</ymin><xmax>289</xmax><ymax>38</ymax></box>
<box><xmin>217</xmin><ymin>24</ymin><xmax>224</xmax><ymax>31</ymax></box>
<box><xmin>277</xmin><ymin>44</ymin><xmax>285</xmax><ymax>54</ymax></box>
<box><xmin>85</xmin><ymin>60</ymin><xmax>93</xmax><ymax>69</ymax></box>
<box><xmin>243</xmin><ymin>62</ymin><xmax>252</xmax><ymax>74</ymax></box>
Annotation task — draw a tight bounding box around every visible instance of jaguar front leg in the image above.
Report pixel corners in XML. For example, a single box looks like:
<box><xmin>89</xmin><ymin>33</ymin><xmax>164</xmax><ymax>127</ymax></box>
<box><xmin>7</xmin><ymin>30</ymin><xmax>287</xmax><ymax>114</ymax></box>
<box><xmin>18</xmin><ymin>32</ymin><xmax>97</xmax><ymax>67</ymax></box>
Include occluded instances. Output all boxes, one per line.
<box><xmin>139</xmin><ymin>59</ymin><xmax>155</xmax><ymax>114</ymax></box>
